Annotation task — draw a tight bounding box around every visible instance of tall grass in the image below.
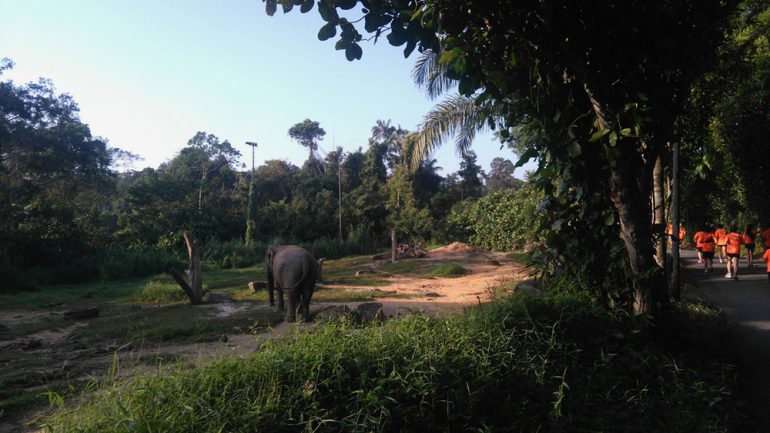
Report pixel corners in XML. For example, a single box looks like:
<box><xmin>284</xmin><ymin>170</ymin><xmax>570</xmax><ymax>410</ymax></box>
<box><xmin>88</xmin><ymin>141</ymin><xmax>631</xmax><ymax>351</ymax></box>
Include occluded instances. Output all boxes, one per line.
<box><xmin>43</xmin><ymin>295</ymin><xmax>748</xmax><ymax>433</ymax></box>
<box><xmin>28</xmin><ymin>248</ymin><xmax>184</xmax><ymax>285</ymax></box>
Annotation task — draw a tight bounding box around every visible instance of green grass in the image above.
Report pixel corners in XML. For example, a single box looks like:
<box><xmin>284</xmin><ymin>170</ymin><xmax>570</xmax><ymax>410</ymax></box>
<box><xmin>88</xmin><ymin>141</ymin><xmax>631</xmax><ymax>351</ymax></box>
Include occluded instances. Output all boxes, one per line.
<box><xmin>506</xmin><ymin>250</ymin><xmax>530</xmax><ymax>263</ymax></box>
<box><xmin>69</xmin><ymin>303</ymin><xmax>282</xmax><ymax>344</ymax></box>
<box><xmin>41</xmin><ymin>295</ymin><xmax>750</xmax><ymax>433</ymax></box>
<box><xmin>424</xmin><ymin>262</ymin><xmax>468</xmax><ymax>278</ymax></box>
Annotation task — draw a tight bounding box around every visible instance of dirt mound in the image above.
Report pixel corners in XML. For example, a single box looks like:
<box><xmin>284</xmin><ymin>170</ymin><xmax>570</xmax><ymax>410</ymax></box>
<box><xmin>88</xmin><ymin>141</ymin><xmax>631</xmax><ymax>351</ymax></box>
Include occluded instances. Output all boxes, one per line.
<box><xmin>429</xmin><ymin>242</ymin><xmax>481</xmax><ymax>255</ymax></box>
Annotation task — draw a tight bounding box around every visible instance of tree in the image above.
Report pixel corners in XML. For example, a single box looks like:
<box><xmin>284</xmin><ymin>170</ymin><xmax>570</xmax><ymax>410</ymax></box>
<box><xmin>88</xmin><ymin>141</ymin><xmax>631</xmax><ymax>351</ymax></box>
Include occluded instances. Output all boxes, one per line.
<box><xmin>245</xmin><ymin>182</ymin><xmax>259</xmax><ymax>245</ymax></box>
<box><xmin>267</xmin><ymin>0</ymin><xmax>746</xmax><ymax>314</ymax></box>
<box><xmin>457</xmin><ymin>150</ymin><xmax>483</xmax><ymax>200</ymax></box>
<box><xmin>484</xmin><ymin>157</ymin><xmax>522</xmax><ymax>192</ymax></box>
<box><xmin>288</xmin><ymin>119</ymin><xmax>326</xmax><ymax>173</ymax></box>
<box><xmin>0</xmin><ymin>60</ymin><xmax>117</xmax><ymax>287</ymax></box>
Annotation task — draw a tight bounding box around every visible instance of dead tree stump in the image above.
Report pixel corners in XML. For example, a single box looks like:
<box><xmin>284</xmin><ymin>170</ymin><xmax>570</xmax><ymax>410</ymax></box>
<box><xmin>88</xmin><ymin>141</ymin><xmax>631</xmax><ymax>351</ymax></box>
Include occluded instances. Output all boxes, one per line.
<box><xmin>166</xmin><ymin>231</ymin><xmax>204</xmax><ymax>305</ymax></box>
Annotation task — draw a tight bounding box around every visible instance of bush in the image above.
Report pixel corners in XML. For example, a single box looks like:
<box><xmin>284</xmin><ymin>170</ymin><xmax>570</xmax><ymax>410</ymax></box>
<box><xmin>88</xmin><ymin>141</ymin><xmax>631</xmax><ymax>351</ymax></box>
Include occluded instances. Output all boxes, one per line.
<box><xmin>32</xmin><ymin>248</ymin><xmax>184</xmax><ymax>285</ymax></box>
<box><xmin>44</xmin><ymin>296</ymin><xmax>749</xmax><ymax>433</ymax></box>
<box><xmin>445</xmin><ymin>186</ymin><xmax>543</xmax><ymax>251</ymax></box>
<box><xmin>425</xmin><ymin>262</ymin><xmax>468</xmax><ymax>277</ymax></box>
<box><xmin>202</xmin><ymin>239</ymin><xmax>265</xmax><ymax>269</ymax></box>
<box><xmin>134</xmin><ymin>280</ymin><xmax>189</xmax><ymax>303</ymax></box>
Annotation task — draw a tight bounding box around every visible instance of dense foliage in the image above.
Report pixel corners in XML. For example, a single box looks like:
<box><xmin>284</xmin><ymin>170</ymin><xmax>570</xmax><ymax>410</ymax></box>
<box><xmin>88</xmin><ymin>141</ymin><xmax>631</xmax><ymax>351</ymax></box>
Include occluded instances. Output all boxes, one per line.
<box><xmin>446</xmin><ymin>185</ymin><xmax>541</xmax><ymax>251</ymax></box>
<box><xmin>0</xmin><ymin>60</ymin><xmax>528</xmax><ymax>291</ymax></box>
<box><xmin>43</xmin><ymin>295</ymin><xmax>748</xmax><ymax>432</ymax></box>
<box><xmin>268</xmin><ymin>0</ymin><xmax>769</xmax><ymax>314</ymax></box>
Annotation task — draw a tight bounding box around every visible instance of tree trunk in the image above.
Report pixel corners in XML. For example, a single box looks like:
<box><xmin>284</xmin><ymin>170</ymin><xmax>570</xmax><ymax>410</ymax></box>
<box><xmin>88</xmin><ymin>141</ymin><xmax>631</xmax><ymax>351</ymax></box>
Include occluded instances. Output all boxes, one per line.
<box><xmin>167</xmin><ymin>231</ymin><xmax>204</xmax><ymax>305</ymax></box>
<box><xmin>652</xmin><ymin>154</ymin><xmax>666</xmax><ymax>267</ymax></box>
<box><xmin>391</xmin><ymin>228</ymin><xmax>397</xmax><ymax>263</ymax></box>
<box><xmin>586</xmin><ymin>85</ymin><xmax>661</xmax><ymax>314</ymax></box>
<box><xmin>609</xmin><ymin>162</ymin><xmax>659</xmax><ymax>315</ymax></box>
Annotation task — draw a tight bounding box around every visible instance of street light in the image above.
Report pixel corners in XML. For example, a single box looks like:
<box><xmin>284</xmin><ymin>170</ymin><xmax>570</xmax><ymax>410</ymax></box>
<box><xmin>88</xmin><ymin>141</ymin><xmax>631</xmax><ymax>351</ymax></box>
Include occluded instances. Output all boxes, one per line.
<box><xmin>245</xmin><ymin>141</ymin><xmax>258</xmax><ymax>181</ymax></box>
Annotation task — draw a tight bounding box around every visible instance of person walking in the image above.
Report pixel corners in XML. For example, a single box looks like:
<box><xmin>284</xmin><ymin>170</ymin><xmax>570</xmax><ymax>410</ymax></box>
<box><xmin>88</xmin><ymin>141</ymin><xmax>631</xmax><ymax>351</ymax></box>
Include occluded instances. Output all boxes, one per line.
<box><xmin>725</xmin><ymin>225</ymin><xmax>743</xmax><ymax>280</ymax></box>
<box><xmin>715</xmin><ymin>224</ymin><xmax>728</xmax><ymax>264</ymax></box>
<box><xmin>764</xmin><ymin>246</ymin><xmax>770</xmax><ymax>284</ymax></box>
<box><xmin>744</xmin><ymin>224</ymin><xmax>756</xmax><ymax>269</ymax></box>
<box><xmin>694</xmin><ymin>226</ymin><xmax>709</xmax><ymax>264</ymax></box>
<box><xmin>700</xmin><ymin>227</ymin><xmax>716</xmax><ymax>273</ymax></box>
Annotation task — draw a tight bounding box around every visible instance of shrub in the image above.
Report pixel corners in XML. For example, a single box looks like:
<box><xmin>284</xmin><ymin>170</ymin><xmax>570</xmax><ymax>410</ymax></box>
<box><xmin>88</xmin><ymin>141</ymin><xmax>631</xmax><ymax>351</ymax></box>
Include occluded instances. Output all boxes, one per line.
<box><xmin>425</xmin><ymin>262</ymin><xmax>468</xmax><ymax>278</ymax></box>
<box><xmin>445</xmin><ymin>185</ymin><xmax>543</xmax><ymax>251</ymax></box>
<box><xmin>43</xmin><ymin>296</ymin><xmax>748</xmax><ymax>433</ymax></box>
<box><xmin>32</xmin><ymin>248</ymin><xmax>184</xmax><ymax>285</ymax></box>
<box><xmin>134</xmin><ymin>280</ymin><xmax>188</xmax><ymax>303</ymax></box>
<box><xmin>201</xmin><ymin>239</ymin><xmax>265</xmax><ymax>269</ymax></box>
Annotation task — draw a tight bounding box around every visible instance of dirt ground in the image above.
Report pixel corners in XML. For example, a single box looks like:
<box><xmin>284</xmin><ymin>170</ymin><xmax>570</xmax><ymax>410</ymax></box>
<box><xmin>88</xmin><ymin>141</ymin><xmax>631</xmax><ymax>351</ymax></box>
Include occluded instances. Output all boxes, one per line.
<box><xmin>0</xmin><ymin>243</ymin><xmax>526</xmax><ymax>432</ymax></box>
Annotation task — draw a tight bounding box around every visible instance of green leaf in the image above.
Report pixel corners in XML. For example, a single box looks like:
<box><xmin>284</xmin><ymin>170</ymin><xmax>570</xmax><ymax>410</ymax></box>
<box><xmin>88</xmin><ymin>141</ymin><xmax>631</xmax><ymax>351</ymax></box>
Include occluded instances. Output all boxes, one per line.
<box><xmin>567</xmin><ymin>142</ymin><xmax>581</xmax><ymax>158</ymax></box>
<box><xmin>515</xmin><ymin>147</ymin><xmax>538</xmax><ymax>168</ymax></box>
<box><xmin>589</xmin><ymin>129</ymin><xmax>609</xmax><ymax>142</ymax></box>
<box><xmin>509</xmin><ymin>51</ymin><xmax>517</xmax><ymax>66</ymax></box>
<box><xmin>604</xmin><ymin>213</ymin><xmax>615</xmax><ymax>226</ymax></box>
<box><xmin>345</xmin><ymin>43</ymin><xmax>363</xmax><ymax>61</ymax></box>
<box><xmin>335</xmin><ymin>38</ymin><xmax>351</xmax><ymax>50</ymax></box>
<box><xmin>403</xmin><ymin>39</ymin><xmax>417</xmax><ymax>58</ymax></box>
<box><xmin>620</xmin><ymin>128</ymin><xmax>632</xmax><ymax>136</ymax></box>
<box><xmin>318</xmin><ymin>22</ymin><xmax>337</xmax><ymax>41</ymax></box>
<box><xmin>387</xmin><ymin>29</ymin><xmax>407</xmax><ymax>46</ymax></box>
<box><xmin>266</xmin><ymin>0</ymin><xmax>277</xmax><ymax>16</ymax></box>
<box><xmin>300</xmin><ymin>0</ymin><xmax>314</xmax><ymax>13</ymax></box>
<box><xmin>608</xmin><ymin>131</ymin><xmax>617</xmax><ymax>146</ymax></box>
<box><xmin>335</xmin><ymin>0</ymin><xmax>357</xmax><ymax>10</ymax></box>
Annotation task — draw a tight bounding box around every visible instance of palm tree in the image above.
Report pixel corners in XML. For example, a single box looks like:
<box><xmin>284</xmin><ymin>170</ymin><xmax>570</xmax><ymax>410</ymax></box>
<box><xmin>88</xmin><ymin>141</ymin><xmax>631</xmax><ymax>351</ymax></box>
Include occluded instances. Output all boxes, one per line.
<box><xmin>410</xmin><ymin>50</ymin><xmax>504</xmax><ymax>168</ymax></box>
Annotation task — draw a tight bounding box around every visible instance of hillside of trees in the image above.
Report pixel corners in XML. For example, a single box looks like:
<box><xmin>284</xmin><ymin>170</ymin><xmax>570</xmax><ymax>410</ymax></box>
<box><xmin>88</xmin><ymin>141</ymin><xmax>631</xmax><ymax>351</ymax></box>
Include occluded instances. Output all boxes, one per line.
<box><xmin>0</xmin><ymin>66</ymin><xmax>528</xmax><ymax>290</ymax></box>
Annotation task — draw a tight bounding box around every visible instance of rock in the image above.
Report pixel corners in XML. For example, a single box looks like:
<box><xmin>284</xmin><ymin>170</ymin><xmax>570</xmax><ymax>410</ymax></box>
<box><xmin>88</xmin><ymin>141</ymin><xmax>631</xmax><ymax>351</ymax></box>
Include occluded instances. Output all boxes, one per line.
<box><xmin>203</xmin><ymin>291</ymin><xmax>233</xmax><ymax>303</ymax></box>
<box><xmin>23</xmin><ymin>339</ymin><xmax>42</xmax><ymax>350</ymax></box>
<box><xmin>64</xmin><ymin>308</ymin><xmax>99</xmax><ymax>320</ymax></box>
<box><xmin>356</xmin><ymin>302</ymin><xmax>385</xmax><ymax>323</ymax></box>
<box><xmin>248</xmin><ymin>281</ymin><xmax>268</xmax><ymax>292</ymax></box>
<box><xmin>515</xmin><ymin>279</ymin><xmax>544</xmax><ymax>297</ymax></box>
<box><xmin>315</xmin><ymin>305</ymin><xmax>355</xmax><ymax>322</ymax></box>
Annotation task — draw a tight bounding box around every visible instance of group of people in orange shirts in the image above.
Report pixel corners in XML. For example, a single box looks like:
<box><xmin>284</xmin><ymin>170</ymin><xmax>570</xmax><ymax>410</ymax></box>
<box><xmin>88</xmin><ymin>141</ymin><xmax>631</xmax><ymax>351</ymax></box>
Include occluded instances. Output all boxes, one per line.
<box><xmin>691</xmin><ymin>224</ymin><xmax>770</xmax><ymax>282</ymax></box>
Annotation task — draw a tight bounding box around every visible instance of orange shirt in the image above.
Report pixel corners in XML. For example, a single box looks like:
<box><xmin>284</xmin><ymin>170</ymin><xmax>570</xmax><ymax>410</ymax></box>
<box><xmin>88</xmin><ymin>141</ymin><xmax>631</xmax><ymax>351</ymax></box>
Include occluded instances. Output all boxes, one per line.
<box><xmin>764</xmin><ymin>249</ymin><xmax>770</xmax><ymax>272</ymax></box>
<box><xmin>715</xmin><ymin>228</ymin><xmax>727</xmax><ymax>246</ymax></box>
<box><xmin>725</xmin><ymin>232</ymin><xmax>743</xmax><ymax>255</ymax></box>
<box><xmin>694</xmin><ymin>231</ymin><xmax>708</xmax><ymax>248</ymax></box>
<box><xmin>743</xmin><ymin>231</ymin><xmax>755</xmax><ymax>245</ymax></box>
<box><xmin>701</xmin><ymin>233</ymin><xmax>716</xmax><ymax>253</ymax></box>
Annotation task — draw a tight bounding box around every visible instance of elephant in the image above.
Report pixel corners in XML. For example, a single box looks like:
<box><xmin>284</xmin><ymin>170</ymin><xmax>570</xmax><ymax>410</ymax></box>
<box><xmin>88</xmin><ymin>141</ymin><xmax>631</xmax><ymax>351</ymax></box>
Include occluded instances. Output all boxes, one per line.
<box><xmin>266</xmin><ymin>245</ymin><xmax>323</xmax><ymax>322</ymax></box>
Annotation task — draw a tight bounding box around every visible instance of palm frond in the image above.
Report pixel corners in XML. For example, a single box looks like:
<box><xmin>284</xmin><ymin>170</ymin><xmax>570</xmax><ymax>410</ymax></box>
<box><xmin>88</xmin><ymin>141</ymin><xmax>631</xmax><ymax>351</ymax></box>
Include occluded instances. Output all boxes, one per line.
<box><xmin>412</xmin><ymin>50</ymin><xmax>456</xmax><ymax>100</ymax></box>
<box><xmin>412</xmin><ymin>94</ymin><xmax>499</xmax><ymax>168</ymax></box>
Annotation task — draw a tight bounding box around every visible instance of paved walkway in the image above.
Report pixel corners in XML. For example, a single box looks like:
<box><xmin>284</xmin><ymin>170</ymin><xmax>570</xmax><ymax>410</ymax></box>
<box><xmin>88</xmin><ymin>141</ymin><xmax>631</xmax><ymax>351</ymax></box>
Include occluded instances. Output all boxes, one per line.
<box><xmin>683</xmin><ymin>249</ymin><xmax>770</xmax><ymax>430</ymax></box>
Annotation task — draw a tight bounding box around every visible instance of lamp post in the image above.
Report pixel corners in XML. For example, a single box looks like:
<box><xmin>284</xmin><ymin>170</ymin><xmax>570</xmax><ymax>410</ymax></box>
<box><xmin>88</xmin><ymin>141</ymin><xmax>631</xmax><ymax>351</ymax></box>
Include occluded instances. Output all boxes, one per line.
<box><xmin>246</xmin><ymin>141</ymin><xmax>258</xmax><ymax>181</ymax></box>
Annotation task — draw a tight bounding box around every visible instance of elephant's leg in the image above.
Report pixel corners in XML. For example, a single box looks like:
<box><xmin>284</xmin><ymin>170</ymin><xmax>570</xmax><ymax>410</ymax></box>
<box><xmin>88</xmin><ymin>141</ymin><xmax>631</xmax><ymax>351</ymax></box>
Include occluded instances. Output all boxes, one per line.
<box><xmin>277</xmin><ymin>287</ymin><xmax>285</xmax><ymax>311</ymax></box>
<box><xmin>300</xmin><ymin>290</ymin><xmax>312</xmax><ymax>322</ymax></box>
<box><xmin>285</xmin><ymin>288</ymin><xmax>298</xmax><ymax>322</ymax></box>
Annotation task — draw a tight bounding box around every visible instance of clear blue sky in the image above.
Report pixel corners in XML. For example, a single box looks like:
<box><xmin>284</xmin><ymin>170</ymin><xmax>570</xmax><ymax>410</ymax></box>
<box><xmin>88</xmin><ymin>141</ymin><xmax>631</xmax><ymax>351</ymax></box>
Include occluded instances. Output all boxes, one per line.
<box><xmin>0</xmin><ymin>0</ymin><xmax>523</xmax><ymax>176</ymax></box>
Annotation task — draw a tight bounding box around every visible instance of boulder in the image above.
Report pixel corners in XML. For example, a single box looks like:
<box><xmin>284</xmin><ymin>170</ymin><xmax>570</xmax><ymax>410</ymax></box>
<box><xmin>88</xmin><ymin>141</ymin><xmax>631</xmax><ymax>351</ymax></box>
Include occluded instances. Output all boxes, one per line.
<box><xmin>64</xmin><ymin>308</ymin><xmax>99</xmax><ymax>320</ymax></box>
<box><xmin>203</xmin><ymin>291</ymin><xmax>233</xmax><ymax>303</ymax></box>
<box><xmin>248</xmin><ymin>281</ymin><xmax>268</xmax><ymax>292</ymax></box>
<box><xmin>356</xmin><ymin>302</ymin><xmax>385</xmax><ymax>323</ymax></box>
<box><xmin>515</xmin><ymin>279</ymin><xmax>544</xmax><ymax>297</ymax></box>
<box><xmin>315</xmin><ymin>305</ymin><xmax>355</xmax><ymax>322</ymax></box>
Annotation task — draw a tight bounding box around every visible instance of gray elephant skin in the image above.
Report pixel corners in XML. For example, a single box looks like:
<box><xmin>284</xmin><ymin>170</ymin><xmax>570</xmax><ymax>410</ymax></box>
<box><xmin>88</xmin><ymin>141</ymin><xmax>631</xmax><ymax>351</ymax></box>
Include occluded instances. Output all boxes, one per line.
<box><xmin>266</xmin><ymin>245</ymin><xmax>322</xmax><ymax>322</ymax></box>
